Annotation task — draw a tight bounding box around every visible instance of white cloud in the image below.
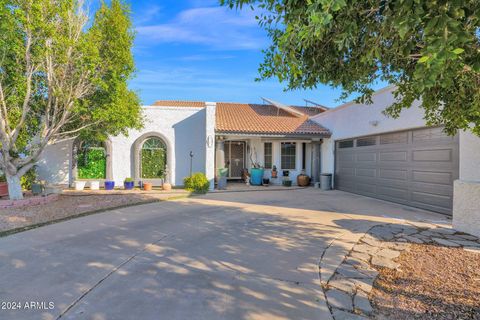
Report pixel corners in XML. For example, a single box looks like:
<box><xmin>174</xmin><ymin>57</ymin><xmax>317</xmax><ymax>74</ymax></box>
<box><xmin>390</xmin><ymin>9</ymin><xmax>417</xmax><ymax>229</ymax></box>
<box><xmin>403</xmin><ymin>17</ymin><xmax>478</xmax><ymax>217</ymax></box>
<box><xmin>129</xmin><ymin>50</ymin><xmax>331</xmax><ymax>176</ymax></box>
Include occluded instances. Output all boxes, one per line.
<box><xmin>135</xmin><ymin>6</ymin><xmax>267</xmax><ymax>50</ymax></box>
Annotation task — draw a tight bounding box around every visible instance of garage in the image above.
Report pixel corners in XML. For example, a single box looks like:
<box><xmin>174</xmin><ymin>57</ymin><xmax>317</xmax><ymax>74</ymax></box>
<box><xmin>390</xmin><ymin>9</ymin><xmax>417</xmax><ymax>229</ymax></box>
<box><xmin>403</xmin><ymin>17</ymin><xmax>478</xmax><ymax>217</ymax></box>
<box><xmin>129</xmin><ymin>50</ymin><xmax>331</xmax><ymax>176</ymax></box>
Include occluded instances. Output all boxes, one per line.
<box><xmin>335</xmin><ymin>127</ymin><xmax>459</xmax><ymax>214</ymax></box>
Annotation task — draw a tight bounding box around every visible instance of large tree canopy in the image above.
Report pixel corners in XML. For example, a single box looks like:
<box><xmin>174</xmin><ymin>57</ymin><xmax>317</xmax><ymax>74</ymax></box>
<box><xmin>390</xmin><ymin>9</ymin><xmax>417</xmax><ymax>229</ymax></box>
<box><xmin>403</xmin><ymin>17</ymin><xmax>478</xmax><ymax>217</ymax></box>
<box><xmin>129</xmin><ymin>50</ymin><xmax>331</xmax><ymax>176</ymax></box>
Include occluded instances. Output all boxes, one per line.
<box><xmin>222</xmin><ymin>0</ymin><xmax>480</xmax><ymax>136</ymax></box>
<box><xmin>0</xmin><ymin>0</ymin><xmax>142</xmax><ymax>198</ymax></box>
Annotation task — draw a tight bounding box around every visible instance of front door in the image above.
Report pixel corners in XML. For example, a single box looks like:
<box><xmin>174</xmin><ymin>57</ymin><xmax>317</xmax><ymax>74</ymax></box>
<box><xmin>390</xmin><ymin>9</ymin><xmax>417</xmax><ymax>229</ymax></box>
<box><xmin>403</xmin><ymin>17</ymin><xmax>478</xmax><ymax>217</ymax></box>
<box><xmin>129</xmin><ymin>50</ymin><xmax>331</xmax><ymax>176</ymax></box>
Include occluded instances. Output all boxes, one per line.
<box><xmin>225</xmin><ymin>141</ymin><xmax>245</xmax><ymax>179</ymax></box>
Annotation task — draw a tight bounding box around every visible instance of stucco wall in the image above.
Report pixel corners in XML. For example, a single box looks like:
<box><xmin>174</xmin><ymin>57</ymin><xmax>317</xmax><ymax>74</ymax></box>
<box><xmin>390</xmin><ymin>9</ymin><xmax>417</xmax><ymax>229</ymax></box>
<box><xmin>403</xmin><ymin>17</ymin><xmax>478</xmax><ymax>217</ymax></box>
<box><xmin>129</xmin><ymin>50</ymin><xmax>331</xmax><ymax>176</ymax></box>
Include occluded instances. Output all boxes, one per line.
<box><xmin>453</xmin><ymin>180</ymin><xmax>480</xmax><ymax>237</ymax></box>
<box><xmin>459</xmin><ymin>131</ymin><xmax>480</xmax><ymax>181</ymax></box>
<box><xmin>111</xmin><ymin>106</ymin><xmax>210</xmax><ymax>186</ymax></box>
<box><xmin>37</xmin><ymin>105</ymin><xmax>215</xmax><ymax>187</ymax></box>
<box><xmin>37</xmin><ymin>140</ymin><xmax>73</xmax><ymax>185</ymax></box>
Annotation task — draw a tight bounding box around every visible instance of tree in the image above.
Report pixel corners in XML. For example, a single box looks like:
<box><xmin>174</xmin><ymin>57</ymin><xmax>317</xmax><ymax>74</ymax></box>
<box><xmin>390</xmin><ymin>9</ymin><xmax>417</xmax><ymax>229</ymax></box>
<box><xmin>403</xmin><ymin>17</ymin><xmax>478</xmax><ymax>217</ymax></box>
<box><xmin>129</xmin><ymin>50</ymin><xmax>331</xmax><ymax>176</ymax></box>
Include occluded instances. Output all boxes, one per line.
<box><xmin>222</xmin><ymin>0</ymin><xmax>480</xmax><ymax>135</ymax></box>
<box><xmin>0</xmin><ymin>0</ymin><xmax>143</xmax><ymax>199</ymax></box>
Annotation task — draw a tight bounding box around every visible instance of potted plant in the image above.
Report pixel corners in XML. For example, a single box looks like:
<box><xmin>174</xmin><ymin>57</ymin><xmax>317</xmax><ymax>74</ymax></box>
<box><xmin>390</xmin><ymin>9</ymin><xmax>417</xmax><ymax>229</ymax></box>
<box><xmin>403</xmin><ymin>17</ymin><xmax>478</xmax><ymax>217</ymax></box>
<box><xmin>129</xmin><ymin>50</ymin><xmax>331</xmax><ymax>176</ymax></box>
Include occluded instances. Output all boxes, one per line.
<box><xmin>271</xmin><ymin>165</ymin><xmax>278</xmax><ymax>179</ymax></box>
<box><xmin>249</xmin><ymin>147</ymin><xmax>264</xmax><ymax>186</ymax></box>
<box><xmin>282</xmin><ymin>170</ymin><xmax>292</xmax><ymax>187</ymax></box>
<box><xmin>104</xmin><ymin>180</ymin><xmax>115</xmax><ymax>190</ymax></box>
<box><xmin>89</xmin><ymin>181</ymin><xmax>100</xmax><ymax>190</ymax></box>
<box><xmin>74</xmin><ymin>180</ymin><xmax>87</xmax><ymax>191</ymax></box>
<box><xmin>124</xmin><ymin>177</ymin><xmax>134</xmax><ymax>190</ymax></box>
<box><xmin>0</xmin><ymin>175</ymin><xmax>8</xmax><ymax>197</ymax></box>
<box><xmin>217</xmin><ymin>167</ymin><xmax>228</xmax><ymax>190</ymax></box>
<box><xmin>297</xmin><ymin>170</ymin><xmax>311</xmax><ymax>187</ymax></box>
<box><xmin>262</xmin><ymin>178</ymin><xmax>270</xmax><ymax>186</ymax></box>
<box><xmin>143</xmin><ymin>182</ymin><xmax>153</xmax><ymax>191</ymax></box>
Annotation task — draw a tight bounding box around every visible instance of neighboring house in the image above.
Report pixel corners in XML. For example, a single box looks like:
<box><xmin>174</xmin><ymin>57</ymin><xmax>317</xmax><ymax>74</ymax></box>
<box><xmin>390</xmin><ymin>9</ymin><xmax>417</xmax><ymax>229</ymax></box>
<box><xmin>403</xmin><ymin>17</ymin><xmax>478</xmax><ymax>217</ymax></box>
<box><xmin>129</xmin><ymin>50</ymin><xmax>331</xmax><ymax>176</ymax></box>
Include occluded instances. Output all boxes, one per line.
<box><xmin>36</xmin><ymin>86</ymin><xmax>480</xmax><ymax>236</ymax></box>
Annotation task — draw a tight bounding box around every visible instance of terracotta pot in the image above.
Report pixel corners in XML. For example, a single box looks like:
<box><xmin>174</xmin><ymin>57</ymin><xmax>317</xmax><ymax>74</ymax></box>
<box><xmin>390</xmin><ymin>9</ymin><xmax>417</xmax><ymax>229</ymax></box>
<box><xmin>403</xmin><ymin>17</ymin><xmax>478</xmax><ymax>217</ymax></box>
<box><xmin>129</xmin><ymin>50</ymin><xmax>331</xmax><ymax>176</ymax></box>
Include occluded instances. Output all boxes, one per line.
<box><xmin>0</xmin><ymin>182</ymin><xmax>8</xmax><ymax>197</ymax></box>
<box><xmin>297</xmin><ymin>174</ymin><xmax>311</xmax><ymax>187</ymax></box>
<box><xmin>143</xmin><ymin>182</ymin><xmax>153</xmax><ymax>191</ymax></box>
<box><xmin>163</xmin><ymin>183</ymin><xmax>172</xmax><ymax>191</ymax></box>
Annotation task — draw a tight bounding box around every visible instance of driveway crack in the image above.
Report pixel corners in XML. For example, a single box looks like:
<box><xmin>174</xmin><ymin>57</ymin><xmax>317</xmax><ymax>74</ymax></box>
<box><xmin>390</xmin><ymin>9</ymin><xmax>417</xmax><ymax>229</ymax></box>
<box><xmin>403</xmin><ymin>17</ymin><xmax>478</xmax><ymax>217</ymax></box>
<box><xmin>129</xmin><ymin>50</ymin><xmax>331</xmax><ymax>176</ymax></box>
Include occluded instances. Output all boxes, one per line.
<box><xmin>56</xmin><ymin>234</ymin><xmax>170</xmax><ymax>319</ymax></box>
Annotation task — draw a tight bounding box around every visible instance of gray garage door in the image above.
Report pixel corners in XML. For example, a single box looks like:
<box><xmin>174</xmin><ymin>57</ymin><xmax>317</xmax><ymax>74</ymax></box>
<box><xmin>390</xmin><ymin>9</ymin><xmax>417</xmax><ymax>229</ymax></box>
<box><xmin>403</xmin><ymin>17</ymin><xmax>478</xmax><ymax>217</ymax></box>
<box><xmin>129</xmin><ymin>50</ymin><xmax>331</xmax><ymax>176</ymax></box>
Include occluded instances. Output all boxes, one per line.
<box><xmin>335</xmin><ymin>127</ymin><xmax>459</xmax><ymax>214</ymax></box>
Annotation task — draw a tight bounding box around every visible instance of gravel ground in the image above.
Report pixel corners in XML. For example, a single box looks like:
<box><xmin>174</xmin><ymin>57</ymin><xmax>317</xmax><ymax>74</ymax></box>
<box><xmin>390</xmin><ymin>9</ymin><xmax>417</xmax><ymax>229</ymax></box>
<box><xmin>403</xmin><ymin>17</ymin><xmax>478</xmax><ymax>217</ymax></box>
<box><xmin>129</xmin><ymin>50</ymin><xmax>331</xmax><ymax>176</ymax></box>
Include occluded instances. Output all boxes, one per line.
<box><xmin>0</xmin><ymin>190</ymin><xmax>190</xmax><ymax>233</ymax></box>
<box><xmin>372</xmin><ymin>244</ymin><xmax>480</xmax><ymax>320</ymax></box>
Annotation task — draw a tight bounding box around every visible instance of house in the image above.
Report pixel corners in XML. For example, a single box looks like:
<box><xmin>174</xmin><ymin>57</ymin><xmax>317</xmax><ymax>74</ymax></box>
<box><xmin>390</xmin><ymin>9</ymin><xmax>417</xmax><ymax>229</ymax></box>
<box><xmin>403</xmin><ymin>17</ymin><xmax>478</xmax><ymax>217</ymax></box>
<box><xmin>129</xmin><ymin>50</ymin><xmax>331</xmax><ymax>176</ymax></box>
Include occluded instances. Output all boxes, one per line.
<box><xmin>36</xmin><ymin>86</ymin><xmax>480</xmax><ymax>236</ymax></box>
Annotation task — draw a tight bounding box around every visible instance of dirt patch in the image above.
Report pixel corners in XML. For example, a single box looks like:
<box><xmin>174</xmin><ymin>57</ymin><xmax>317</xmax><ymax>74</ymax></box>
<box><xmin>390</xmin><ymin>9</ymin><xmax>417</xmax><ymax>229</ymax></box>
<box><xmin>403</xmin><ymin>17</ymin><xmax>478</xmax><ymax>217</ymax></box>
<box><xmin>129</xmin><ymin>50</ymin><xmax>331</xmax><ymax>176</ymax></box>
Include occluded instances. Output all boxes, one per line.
<box><xmin>0</xmin><ymin>191</ymin><xmax>190</xmax><ymax>234</ymax></box>
<box><xmin>372</xmin><ymin>244</ymin><xmax>480</xmax><ymax>320</ymax></box>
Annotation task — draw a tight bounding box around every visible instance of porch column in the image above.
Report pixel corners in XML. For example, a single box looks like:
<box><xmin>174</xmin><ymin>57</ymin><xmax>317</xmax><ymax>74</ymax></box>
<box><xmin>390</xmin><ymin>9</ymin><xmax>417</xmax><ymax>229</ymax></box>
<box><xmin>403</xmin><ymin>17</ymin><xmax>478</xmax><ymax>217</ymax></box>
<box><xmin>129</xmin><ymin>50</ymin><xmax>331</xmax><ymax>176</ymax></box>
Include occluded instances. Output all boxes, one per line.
<box><xmin>215</xmin><ymin>137</ymin><xmax>225</xmax><ymax>176</ymax></box>
<box><xmin>311</xmin><ymin>141</ymin><xmax>321</xmax><ymax>184</ymax></box>
<box><xmin>205</xmin><ymin>102</ymin><xmax>216</xmax><ymax>191</ymax></box>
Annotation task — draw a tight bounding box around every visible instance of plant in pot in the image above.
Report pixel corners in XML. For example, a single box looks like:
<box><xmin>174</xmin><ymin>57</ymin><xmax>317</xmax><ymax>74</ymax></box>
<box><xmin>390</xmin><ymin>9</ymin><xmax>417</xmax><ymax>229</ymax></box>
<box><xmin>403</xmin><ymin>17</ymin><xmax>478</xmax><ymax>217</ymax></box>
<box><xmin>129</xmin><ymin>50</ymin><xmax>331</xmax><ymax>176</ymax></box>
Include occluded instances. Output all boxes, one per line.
<box><xmin>143</xmin><ymin>181</ymin><xmax>153</xmax><ymax>191</ymax></box>
<box><xmin>282</xmin><ymin>170</ymin><xmax>292</xmax><ymax>187</ymax></box>
<box><xmin>216</xmin><ymin>167</ymin><xmax>228</xmax><ymax>190</ymax></box>
<box><xmin>124</xmin><ymin>178</ymin><xmax>135</xmax><ymax>190</ymax></box>
<box><xmin>249</xmin><ymin>147</ymin><xmax>264</xmax><ymax>186</ymax></box>
<box><xmin>104</xmin><ymin>180</ymin><xmax>115</xmax><ymax>190</ymax></box>
<box><xmin>271</xmin><ymin>165</ymin><xmax>278</xmax><ymax>179</ymax></box>
<box><xmin>297</xmin><ymin>170</ymin><xmax>311</xmax><ymax>187</ymax></box>
<box><xmin>74</xmin><ymin>180</ymin><xmax>87</xmax><ymax>191</ymax></box>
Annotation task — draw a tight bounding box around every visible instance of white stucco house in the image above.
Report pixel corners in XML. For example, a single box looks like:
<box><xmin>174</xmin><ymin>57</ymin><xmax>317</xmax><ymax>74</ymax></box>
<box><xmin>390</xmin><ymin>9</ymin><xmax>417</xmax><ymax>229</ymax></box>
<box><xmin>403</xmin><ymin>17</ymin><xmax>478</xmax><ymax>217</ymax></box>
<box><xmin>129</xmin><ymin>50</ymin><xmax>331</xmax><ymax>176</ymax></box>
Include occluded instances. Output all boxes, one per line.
<box><xmin>36</xmin><ymin>86</ymin><xmax>480</xmax><ymax>236</ymax></box>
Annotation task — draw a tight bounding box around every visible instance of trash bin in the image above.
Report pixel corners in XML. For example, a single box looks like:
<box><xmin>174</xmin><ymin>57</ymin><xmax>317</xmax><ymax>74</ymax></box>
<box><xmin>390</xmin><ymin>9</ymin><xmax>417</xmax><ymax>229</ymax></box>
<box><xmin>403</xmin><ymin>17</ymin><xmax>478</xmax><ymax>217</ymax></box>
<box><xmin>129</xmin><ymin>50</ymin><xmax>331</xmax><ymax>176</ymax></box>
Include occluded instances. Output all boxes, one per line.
<box><xmin>320</xmin><ymin>173</ymin><xmax>332</xmax><ymax>191</ymax></box>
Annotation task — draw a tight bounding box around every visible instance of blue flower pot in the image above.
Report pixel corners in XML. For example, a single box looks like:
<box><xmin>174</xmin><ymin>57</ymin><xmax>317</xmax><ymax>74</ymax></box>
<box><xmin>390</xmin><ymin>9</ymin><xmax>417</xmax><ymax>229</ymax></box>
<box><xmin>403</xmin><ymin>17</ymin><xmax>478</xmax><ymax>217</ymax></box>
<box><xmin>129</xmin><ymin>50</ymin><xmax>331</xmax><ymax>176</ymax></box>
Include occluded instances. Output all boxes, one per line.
<box><xmin>124</xmin><ymin>181</ymin><xmax>134</xmax><ymax>190</ymax></box>
<box><xmin>250</xmin><ymin>168</ymin><xmax>264</xmax><ymax>186</ymax></box>
<box><xmin>105</xmin><ymin>181</ymin><xmax>115</xmax><ymax>190</ymax></box>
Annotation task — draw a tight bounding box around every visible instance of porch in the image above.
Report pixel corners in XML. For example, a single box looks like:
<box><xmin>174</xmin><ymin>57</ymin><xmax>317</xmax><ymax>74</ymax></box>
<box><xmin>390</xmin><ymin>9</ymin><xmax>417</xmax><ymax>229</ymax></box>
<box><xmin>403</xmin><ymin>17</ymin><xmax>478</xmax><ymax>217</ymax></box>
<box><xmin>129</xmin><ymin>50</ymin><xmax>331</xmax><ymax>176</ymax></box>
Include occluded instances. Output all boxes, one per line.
<box><xmin>214</xmin><ymin>135</ymin><xmax>323</xmax><ymax>187</ymax></box>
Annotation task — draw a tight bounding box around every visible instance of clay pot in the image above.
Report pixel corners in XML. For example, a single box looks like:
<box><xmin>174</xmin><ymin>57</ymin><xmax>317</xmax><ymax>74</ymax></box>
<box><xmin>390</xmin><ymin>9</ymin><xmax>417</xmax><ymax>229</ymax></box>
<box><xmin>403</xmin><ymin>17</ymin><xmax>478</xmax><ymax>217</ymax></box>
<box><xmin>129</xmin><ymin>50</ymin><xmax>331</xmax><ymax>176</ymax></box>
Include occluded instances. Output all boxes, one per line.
<box><xmin>143</xmin><ymin>182</ymin><xmax>153</xmax><ymax>191</ymax></box>
<box><xmin>297</xmin><ymin>174</ymin><xmax>311</xmax><ymax>187</ymax></box>
<box><xmin>0</xmin><ymin>182</ymin><xmax>8</xmax><ymax>197</ymax></box>
<box><xmin>163</xmin><ymin>183</ymin><xmax>172</xmax><ymax>191</ymax></box>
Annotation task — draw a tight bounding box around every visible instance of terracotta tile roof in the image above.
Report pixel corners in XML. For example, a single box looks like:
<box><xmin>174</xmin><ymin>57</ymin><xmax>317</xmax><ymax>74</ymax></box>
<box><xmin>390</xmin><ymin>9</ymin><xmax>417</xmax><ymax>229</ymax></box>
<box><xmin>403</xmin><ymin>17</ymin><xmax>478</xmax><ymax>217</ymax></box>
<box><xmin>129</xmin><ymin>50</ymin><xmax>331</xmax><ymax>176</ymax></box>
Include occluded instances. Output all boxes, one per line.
<box><xmin>151</xmin><ymin>100</ymin><xmax>330</xmax><ymax>136</ymax></box>
<box><xmin>216</xmin><ymin>102</ymin><xmax>329</xmax><ymax>136</ymax></box>
<box><xmin>152</xmin><ymin>100</ymin><xmax>205</xmax><ymax>107</ymax></box>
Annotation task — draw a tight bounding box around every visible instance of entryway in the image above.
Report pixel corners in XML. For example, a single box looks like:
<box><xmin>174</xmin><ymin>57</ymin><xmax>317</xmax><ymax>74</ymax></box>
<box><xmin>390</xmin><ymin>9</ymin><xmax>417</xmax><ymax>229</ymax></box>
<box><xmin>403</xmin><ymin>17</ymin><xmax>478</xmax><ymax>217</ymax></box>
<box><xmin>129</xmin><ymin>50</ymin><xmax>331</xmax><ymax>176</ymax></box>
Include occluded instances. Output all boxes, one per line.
<box><xmin>224</xmin><ymin>141</ymin><xmax>246</xmax><ymax>179</ymax></box>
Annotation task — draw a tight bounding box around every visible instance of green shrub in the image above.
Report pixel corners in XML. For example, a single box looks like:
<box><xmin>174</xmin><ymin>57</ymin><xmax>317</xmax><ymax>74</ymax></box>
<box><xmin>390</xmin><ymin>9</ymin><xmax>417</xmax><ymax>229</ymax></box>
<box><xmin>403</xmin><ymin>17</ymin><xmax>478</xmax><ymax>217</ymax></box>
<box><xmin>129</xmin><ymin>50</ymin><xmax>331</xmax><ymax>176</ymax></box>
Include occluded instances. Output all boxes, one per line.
<box><xmin>21</xmin><ymin>167</ymin><xmax>37</xmax><ymax>190</ymax></box>
<box><xmin>183</xmin><ymin>173</ymin><xmax>210</xmax><ymax>193</ymax></box>
<box><xmin>124</xmin><ymin>177</ymin><xmax>134</xmax><ymax>182</ymax></box>
<box><xmin>78</xmin><ymin>148</ymin><xmax>106</xmax><ymax>179</ymax></box>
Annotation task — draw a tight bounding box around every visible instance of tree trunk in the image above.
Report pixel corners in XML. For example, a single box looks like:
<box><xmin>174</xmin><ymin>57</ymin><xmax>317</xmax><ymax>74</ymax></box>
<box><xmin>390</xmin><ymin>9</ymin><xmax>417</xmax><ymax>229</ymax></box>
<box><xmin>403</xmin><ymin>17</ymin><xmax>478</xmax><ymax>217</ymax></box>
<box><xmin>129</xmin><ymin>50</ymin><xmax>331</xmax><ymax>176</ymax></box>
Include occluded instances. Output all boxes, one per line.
<box><xmin>6</xmin><ymin>174</ymin><xmax>23</xmax><ymax>200</ymax></box>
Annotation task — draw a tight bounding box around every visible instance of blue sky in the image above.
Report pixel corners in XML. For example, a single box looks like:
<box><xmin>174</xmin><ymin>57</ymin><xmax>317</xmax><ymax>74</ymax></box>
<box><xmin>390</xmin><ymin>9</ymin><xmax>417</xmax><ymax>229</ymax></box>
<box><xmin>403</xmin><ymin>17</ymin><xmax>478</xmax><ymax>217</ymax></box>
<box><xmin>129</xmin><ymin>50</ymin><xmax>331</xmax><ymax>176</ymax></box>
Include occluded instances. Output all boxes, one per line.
<box><xmin>127</xmin><ymin>0</ymin><xmax>385</xmax><ymax>107</ymax></box>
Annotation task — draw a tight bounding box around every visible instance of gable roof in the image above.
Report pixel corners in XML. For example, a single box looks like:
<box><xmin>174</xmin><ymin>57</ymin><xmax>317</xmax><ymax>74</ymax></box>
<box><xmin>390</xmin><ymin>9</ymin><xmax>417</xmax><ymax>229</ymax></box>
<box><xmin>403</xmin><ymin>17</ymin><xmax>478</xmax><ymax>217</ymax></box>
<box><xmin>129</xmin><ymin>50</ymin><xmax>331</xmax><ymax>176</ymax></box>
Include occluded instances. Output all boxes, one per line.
<box><xmin>152</xmin><ymin>100</ymin><xmax>330</xmax><ymax>136</ymax></box>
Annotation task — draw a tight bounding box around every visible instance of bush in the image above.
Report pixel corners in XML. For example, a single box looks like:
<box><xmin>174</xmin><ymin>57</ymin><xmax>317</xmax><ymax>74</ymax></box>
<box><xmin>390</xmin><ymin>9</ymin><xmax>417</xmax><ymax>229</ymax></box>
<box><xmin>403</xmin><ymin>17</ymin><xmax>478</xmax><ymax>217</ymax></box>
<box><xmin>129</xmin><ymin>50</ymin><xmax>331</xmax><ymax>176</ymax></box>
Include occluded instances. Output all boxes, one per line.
<box><xmin>183</xmin><ymin>173</ymin><xmax>210</xmax><ymax>193</ymax></box>
<box><xmin>21</xmin><ymin>167</ymin><xmax>37</xmax><ymax>190</ymax></box>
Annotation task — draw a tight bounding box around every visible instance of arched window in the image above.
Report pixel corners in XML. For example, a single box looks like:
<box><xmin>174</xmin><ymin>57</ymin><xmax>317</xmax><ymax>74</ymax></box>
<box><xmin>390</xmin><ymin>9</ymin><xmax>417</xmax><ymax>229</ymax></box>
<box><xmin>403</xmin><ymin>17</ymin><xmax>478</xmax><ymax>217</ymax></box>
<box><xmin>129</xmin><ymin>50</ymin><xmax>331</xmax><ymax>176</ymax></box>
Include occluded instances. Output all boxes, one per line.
<box><xmin>76</xmin><ymin>141</ymin><xmax>107</xmax><ymax>179</ymax></box>
<box><xmin>141</xmin><ymin>137</ymin><xmax>167</xmax><ymax>179</ymax></box>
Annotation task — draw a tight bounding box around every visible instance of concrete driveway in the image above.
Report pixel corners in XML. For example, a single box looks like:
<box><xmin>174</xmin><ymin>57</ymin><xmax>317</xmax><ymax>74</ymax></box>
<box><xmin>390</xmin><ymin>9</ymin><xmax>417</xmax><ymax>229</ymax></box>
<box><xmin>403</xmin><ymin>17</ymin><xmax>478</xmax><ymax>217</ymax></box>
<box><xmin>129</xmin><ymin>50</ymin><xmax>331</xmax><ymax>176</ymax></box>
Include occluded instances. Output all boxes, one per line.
<box><xmin>0</xmin><ymin>189</ymin><xmax>449</xmax><ymax>320</ymax></box>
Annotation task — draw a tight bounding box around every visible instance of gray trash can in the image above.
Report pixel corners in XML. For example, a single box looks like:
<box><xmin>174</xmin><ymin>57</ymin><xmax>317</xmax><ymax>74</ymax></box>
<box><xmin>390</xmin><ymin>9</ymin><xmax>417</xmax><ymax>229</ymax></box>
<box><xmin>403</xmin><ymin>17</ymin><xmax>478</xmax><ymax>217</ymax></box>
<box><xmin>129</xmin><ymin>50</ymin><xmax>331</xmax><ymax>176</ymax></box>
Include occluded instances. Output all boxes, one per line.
<box><xmin>320</xmin><ymin>173</ymin><xmax>332</xmax><ymax>191</ymax></box>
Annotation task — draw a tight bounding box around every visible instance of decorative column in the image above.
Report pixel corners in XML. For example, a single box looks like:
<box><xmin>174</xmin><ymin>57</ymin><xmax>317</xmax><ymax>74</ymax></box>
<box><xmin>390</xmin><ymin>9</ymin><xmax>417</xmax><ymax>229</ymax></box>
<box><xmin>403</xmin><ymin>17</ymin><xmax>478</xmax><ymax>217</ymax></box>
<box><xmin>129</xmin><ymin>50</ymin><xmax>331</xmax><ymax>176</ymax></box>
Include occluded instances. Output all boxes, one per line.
<box><xmin>311</xmin><ymin>140</ymin><xmax>322</xmax><ymax>184</ymax></box>
<box><xmin>215</xmin><ymin>137</ymin><xmax>225</xmax><ymax>175</ymax></box>
<box><xmin>205</xmin><ymin>102</ymin><xmax>216</xmax><ymax>191</ymax></box>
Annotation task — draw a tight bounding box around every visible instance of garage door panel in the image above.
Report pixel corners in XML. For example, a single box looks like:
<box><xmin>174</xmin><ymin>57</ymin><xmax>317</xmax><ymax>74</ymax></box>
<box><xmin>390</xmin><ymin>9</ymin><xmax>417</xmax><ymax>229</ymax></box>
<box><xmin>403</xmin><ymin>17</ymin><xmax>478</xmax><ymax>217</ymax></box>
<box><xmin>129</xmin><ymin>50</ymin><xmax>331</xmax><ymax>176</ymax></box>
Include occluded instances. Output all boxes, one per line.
<box><xmin>355</xmin><ymin>183</ymin><xmax>376</xmax><ymax>196</ymax></box>
<box><xmin>412</xmin><ymin>170</ymin><xmax>453</xmax><ymax>185</ymax></box>
<box><xmin>379</xmin><ymin>151</ymin><xmax>408</xmax><ymax>162</ymax></box>
<box><xmin>410</xmin><ymin>182</ymin><xmax>452</xmax><ymax>196</ymax></box>
<box><xmin>355</xmin><ymin>168</ymin><xmax>376</xmax><ymax>178</ymax></box>
<box><xmin>377</xmin><ymin>186</ymin><xmax>409</xmax><ymax>201</ymax></box>
<box><xmin>412</xmin><ymin>192</ymin><xmax>452</xmax><ymax>209</ymax></box>
<box><xmin>412</xmin><ymin>149</ymin><xmax>452</xmax><ymax>162</ymax></box>
<box><xmin>379</xmin><ymin>168</ymin><xmax>408</xmax><ymax>180</ymax></box>
<box><xmin>356</xmin><ymin>153</ymin><xmax>376</xmax><ymax>162</ymax></box>
<box><xmin>335</xmin><ymin>127</ymin><xmax>458</xmax><ymax>215</ymax></box>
